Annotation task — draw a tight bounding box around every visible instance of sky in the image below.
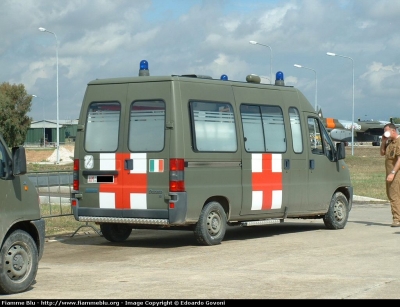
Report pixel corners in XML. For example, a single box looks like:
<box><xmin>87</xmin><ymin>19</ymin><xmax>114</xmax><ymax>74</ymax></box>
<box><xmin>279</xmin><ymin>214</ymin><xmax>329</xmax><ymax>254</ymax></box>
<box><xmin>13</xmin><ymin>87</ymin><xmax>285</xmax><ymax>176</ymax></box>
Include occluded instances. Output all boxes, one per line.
<box><xmin>1</xmin><ymin>0</ymin><xmax>400</xmax><ymax>123</ymax></box>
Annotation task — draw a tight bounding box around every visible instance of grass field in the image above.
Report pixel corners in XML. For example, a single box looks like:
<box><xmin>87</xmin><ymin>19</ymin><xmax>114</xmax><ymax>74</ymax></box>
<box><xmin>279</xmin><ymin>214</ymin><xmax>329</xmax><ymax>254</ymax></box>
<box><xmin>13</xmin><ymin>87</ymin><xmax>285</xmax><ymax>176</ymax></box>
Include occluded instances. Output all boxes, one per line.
<box><xmin>344</xmin><ymin>145</ymin><xmax>386</xmax><ymax>200</ymax></box>
<box><xmin>28</xmin><ymin>145</ymin><xmax>387</xmax><ymax>236</ymax></box>
<box><xmin>41</xmin><ymin>206</ymin><xmax>84</xmax><ymax>237</ymax></box>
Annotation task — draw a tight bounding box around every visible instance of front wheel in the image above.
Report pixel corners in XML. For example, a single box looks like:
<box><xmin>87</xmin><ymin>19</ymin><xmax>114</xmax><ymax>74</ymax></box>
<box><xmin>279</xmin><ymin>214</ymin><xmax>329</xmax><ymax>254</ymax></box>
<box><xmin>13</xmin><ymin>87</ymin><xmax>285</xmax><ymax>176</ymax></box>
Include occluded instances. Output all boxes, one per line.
<box><xmin>194</xmin><ymin>201</ymin><xmax>227</xmax><ymax>246</ymax></box>
<box><xmin>323</xmin><ymin>192</ymin><xmax>349</xmax><ymax>229</ymax></box>
<box><xmin>0</xmin><ymin>230</ymin><xmax>38</xmax><ymax>295</ymax></box>
<box><xmin>100</xmin><ymin>223</ymin><xmax>132</xmax><ymax>242</ymax></box>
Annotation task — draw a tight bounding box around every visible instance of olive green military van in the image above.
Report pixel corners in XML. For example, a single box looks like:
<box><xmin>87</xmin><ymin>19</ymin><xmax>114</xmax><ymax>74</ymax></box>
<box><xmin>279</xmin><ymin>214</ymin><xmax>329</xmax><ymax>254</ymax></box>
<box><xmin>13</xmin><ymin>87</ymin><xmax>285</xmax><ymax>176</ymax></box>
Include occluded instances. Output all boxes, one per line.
<box><xmin>72</xmin><ymin>61</ymin><xmax>353</xmax><ymax>246</ymax></box>
<box><xmin>0</xmin><ymin>133</ymin><xmax>45</xmax><ymax>294</ymax></box>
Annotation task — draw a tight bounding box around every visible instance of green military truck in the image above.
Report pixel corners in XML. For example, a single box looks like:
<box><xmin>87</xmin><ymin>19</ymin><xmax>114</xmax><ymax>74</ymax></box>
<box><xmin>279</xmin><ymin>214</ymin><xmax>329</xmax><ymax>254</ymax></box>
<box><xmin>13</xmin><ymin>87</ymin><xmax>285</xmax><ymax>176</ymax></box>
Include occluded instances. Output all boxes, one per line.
<box><xmin>0</xmin><ymin>133</ymin><xmax>45</xmax><ymax>294</ymax></box>
<box><xmin>71</xmin><ymin>61</ymin><xmax>353</xmax><ymax>246</ymax></box>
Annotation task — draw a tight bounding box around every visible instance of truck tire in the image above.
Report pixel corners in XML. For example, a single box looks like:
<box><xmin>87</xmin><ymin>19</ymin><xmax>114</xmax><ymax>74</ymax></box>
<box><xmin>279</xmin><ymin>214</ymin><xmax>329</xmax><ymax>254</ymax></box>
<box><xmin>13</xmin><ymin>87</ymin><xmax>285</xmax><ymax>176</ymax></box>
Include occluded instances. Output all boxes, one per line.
<box><xmin>323</xmin><ymin>192</ymin><xmax>349</xmax><ymax>230</ymax></box>
<box><xmin>194</xmin><ymin>201</ymin><xmax>227</xmax><ymax>246</ymax></box>
<box><xmin>100</xmin><ymin>223</ymin><xmax>132</xmax><ymax>242</ymax></box>
<box><xmin>0</xmin><ymin>230</ymin><xmax>38</xmax><ymax>294</ymax></box>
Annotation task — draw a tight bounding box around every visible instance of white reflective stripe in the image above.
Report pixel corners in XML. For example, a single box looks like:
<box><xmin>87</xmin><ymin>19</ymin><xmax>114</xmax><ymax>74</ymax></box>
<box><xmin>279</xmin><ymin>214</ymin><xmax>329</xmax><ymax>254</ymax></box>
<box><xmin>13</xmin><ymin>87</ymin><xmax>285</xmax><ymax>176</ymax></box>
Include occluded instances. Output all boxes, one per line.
<box><xmin>99</xmin><ymin>192</ymin><xmax>115</xmax><ymax>208</ymax></box>
<box><xmin>130</xmin><ymin>193</ymin><xmax>147</xmax><ymax>209</ymax></box>
<box><xmin>272</xmin><ymin>154</ymin><xmax>282</xmax><ymax>172</ymax></box>
<box><xmin>251</xmin><ymin>191</ymin><xmax>263</xmax><ymax>210</ymax></box>
<box><xmin>251</xmin><ymin>153</ymin><xmax>262</xmax><ymax>172</ymax></box>
<box><xmin>271</xmin><ymin>190</ymin><xmax>282</xmax><ymax>209</ymax></box>
<box><xmin>100</xmin><ymin>153</ymin><xmax>116</xmax><ymax>170</ymax></box>
<box><xmin>131</xmin><ymin>153</ymin><xmax>147</xmax><ymax>174</ymax></box>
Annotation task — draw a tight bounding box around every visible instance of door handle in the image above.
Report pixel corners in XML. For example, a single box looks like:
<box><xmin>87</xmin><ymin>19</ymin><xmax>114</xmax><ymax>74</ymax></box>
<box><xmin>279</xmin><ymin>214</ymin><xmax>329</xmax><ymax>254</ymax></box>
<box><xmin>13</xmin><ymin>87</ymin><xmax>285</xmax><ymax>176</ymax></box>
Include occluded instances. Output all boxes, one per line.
<box><xmin>125</xmin><ymin>159</ymin><xmax>133</xmax><ymax>170</ymax></box>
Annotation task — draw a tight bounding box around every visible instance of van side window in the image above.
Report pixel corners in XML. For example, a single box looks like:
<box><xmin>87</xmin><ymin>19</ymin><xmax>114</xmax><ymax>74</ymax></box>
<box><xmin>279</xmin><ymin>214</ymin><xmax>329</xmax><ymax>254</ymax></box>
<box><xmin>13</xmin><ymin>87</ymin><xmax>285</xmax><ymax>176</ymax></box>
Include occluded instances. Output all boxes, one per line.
<box><xmin>320</xmin><ymin>122</ymin><xmax>335</xmax><ymax>161</ymax></box>
<box><xmin>308</xmin><ymin>117</ymin><xmax>324</xmax><ymax>155</ymax></box>
<box><xmin>308</xmin><ymin>117</ymin><xmax>335</xmax><ymax>160</ymax></box>
<box><xmin>240</xmin><ymin>104</ymin><xmax>286</xmax><ymax>152</ymax></box>
<box><xmin>190</xmin><ymin>101</ymin><xmax>237</xmax><ymax>152</ymax></box>
<box><xmin>129</xmin><ymin>100</ymin><xmax>165</xmax><ymax>152</ymax></box>
<box><xmin>289</xmin><ymin>107</ymin><xmax>303</xmax><ymax>153</ymax></box>
<box><xmin>85</xmin><ymin>102</ymin><xmax>120</xmax><ymax>152</ymax></box>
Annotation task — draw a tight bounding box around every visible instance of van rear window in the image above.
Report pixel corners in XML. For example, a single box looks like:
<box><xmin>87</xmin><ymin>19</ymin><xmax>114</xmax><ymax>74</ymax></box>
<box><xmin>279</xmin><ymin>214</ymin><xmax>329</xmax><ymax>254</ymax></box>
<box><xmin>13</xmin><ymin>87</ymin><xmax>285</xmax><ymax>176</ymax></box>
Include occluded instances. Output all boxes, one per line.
<box><xmin>128</xmin><ymin>100</ymin><xmax>166</xmax><ymax>152</ymax></box>
<box><xmin>85</xmin><ymin>102</ymin><xmax>120</xmax><ymax>152</ymax></box>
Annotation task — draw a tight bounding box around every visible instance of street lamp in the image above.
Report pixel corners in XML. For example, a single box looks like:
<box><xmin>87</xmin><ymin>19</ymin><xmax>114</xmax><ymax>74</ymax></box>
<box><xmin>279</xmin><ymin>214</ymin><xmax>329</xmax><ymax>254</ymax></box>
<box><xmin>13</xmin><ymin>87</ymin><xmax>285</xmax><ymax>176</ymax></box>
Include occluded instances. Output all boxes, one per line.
<box><xmin>39</xmin><ymin>27</ymin><xmax>59</xmax><ymax>163</ymax></box>
<box><xmin>32</xmin><ymin>95</ymin><xmax>46</xmax><ymax>148</ymax></box>
<box><xmin>327</xmin><ymin>52</ymin><xmax>355</xmax><ymax>156</ymax></box>
<box><xmin>294</xmin><ymin>64</ymin><xmax>318</xmax><ymax>112</ymax></box>
<box><xmin>249</xmin><ymin>40</ymin><xmax>272</xmax><ymax>84</ymax></box>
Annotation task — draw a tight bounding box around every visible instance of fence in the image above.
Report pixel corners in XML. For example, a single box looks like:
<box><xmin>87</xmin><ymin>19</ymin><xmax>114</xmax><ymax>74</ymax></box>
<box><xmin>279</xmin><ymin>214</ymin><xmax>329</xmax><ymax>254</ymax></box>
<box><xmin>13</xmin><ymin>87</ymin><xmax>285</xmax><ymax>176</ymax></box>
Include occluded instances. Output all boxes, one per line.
<box><xmin>27</xmin><ymin>171</ymin><xmax>101</xmax><ymax>236</ymax></box>
<box><xmin>28</xmin><ymin>171</ymin><xmax>73</xmax><ymax>217</ymax></box>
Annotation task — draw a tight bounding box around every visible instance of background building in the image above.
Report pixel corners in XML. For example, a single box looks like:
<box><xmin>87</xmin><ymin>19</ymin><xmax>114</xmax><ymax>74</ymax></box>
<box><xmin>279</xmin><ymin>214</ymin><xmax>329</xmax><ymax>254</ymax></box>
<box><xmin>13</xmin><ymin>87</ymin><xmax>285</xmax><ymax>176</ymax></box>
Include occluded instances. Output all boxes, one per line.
<box><xmin>25</xmin><ymin>119</ymin><xmax>78</xmax><ymax>147</ymax></box>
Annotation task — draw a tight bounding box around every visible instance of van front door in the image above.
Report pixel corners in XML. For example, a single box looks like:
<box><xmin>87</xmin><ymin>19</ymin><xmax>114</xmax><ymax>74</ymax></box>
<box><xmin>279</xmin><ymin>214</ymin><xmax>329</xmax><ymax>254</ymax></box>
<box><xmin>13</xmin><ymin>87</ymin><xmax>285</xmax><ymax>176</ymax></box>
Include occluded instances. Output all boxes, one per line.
<box><xmin>306</xmin><ymin>114</ymin><xmax>338</xmax><ymax>211</ymax></box>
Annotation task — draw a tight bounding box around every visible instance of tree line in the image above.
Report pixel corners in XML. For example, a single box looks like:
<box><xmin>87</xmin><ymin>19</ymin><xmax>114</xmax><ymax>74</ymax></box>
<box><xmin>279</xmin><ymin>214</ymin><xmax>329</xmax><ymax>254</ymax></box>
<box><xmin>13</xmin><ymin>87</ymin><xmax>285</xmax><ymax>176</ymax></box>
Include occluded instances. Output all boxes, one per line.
<box><xmin>0</xmin><ymin>82</ymin><xmax>32</xmax><ymax>147</ymax></box>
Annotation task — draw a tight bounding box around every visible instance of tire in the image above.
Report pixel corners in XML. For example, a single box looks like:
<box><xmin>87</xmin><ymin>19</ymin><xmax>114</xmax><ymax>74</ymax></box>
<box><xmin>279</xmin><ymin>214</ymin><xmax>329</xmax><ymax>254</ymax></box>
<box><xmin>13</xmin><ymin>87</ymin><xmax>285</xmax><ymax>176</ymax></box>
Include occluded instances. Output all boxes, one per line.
<box><xmin>100</xmin><ymin>223</ymin><xmax>132</xmax><ymax>242</ymax></box>
<box><xmin>323</xmin><ymin>192</ymin><xmax>349</xmax><ymax>229</ymax></box>
<box><xmin>194</xmin><ymin>201</ymin><xmax>227</xmax><ymax>246</ymax></box>
<box><xmin>0</xmin><ymin>230</ymin><xmax>38</xmax><ymax>295</ymax></box>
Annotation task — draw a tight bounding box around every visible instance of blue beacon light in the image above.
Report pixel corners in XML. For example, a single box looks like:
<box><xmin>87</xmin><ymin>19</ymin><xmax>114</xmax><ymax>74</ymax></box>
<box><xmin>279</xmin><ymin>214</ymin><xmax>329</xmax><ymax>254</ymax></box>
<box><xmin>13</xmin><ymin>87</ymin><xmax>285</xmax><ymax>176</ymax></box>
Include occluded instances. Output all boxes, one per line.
<box><xmin>139</xmin><ymin>60</ymin><xmax>149</xmax><ymax>76</ymax></box>
<box><xmin>220</xmin><ymin>74</ymin><xmax>228</xmax><ymax>81</ymax></box>
<box><xmin>275</xmin><ymin>71</ymin><xmax>285</xmax><ymax>86</ymax></box>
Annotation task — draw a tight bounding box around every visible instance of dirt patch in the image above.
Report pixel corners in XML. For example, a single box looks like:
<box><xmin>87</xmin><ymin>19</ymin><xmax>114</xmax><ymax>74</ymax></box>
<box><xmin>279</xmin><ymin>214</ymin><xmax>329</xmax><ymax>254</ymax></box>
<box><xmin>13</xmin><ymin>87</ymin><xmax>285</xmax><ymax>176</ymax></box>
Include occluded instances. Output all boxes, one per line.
<box><xmin>26</xmin><ymin>145</ymin><xmax>75</xmax><ymax>163</ymax></box>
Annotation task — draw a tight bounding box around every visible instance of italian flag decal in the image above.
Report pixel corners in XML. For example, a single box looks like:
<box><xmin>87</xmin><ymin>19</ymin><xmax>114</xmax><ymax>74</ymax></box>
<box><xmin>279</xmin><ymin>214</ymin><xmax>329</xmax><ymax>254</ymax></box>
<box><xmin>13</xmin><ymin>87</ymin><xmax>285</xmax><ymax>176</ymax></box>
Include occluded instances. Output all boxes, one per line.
<box><xmin>251</xmin><ymin>153</ymin><xmax>282</xmax><ymax>210</ymax></box>
<box><xmin>149</xmin><ymin>159</ymin><xmax>164</xmax><ymax>172</ymax></box>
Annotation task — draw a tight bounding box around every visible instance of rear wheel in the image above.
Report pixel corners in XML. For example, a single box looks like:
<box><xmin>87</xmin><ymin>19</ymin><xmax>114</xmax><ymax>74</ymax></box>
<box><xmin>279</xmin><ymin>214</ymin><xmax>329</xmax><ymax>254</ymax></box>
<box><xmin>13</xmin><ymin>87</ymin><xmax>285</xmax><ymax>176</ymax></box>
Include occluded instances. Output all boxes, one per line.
<box><xmin>323</xmin><ymin>192</ymin><xmax>349</xmax><ymax>229</ymax></box>
<box><xmin>100</xmin><ymin>223</ymin><xmax>132</xmax><ymax>242</ymax></box>
<box><xmin>0</xmin><ymin>230</ymin><xmax>38</xmax><ymax>294</ymax></box>
<box><xmin>194</xmin><ymin>201</ymin><xmax>227</xmax><ymax>246</ymax></box>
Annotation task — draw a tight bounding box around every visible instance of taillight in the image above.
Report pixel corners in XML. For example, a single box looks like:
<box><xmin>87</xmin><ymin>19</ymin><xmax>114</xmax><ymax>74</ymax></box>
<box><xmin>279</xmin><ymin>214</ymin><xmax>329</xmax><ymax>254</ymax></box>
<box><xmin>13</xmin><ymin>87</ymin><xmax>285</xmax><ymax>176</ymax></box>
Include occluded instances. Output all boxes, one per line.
<box><xmin>73</xmin><ymin>159</ymin><xmax>79</xmax><ymax>191</ymax></box>
<box><xmin>169</xmin><ymin>158</ymin><xmax>185</xmax><ymax>192</ymax></box>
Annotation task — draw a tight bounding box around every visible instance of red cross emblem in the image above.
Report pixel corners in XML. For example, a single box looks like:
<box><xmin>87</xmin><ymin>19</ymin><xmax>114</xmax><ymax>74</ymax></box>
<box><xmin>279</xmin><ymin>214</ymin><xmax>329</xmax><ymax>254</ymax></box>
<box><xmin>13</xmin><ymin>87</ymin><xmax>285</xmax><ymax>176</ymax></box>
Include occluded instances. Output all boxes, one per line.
<box><xmin>99</xmin><ymin>153</ymin><xmax>147</xmax><ymax>209</ymax></box>
<box><xmin>252</xmin><ymin>153</ymin><xmax>283</xmax><ymax>210</ymax></box>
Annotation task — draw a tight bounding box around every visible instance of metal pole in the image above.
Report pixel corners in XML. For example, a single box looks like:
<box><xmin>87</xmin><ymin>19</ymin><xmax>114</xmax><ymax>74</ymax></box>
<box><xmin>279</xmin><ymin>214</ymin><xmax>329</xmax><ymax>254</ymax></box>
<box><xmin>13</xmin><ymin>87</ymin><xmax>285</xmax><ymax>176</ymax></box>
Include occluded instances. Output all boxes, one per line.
<box><xmin>39</xmin><ymin>27</ymin><xmax>60</xmax><ymax>163</ymax></box>
<box><xmin>43</xmin><ymin>102</ymin><xmax>46</xmax><ymax>148</ymax></box>
<box><xmin>294</xmin><ymin>64</ymin><xmax>317</xmax><ymax>111</ymax></box>
<box><xmin>326</xmin><ymin>52</ymin><xmax>355</xmax><ymax>155</ymax></box>
<box><xmin>351</xmin><ymin>59</ymin><xmax>354</xmax><ymax>156</ymax></box>
<box><xmin>315</xmin><ymin>72</ymin><xmax>318</xmax><ymax>112</ymax></box>
<box><xmin>56</xmin><ymin>34</ymin><xmax>59</xmax><ymax>163</ymax></box>
<box><xmin>249</xmin><ymin>41</ymin><xmax>272</xmax><ymax>84</ymax></box>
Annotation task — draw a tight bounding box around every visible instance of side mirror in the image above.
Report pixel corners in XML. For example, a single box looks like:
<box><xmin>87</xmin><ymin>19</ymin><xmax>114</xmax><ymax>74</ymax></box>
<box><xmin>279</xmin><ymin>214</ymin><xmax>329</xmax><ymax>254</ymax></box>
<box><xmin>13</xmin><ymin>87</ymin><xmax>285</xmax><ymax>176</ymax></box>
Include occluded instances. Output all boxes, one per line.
<box><xmin>12</xmin><ymin>146</ymin><xmax>27</xmax><ymax>175</ymax></box>
<box><xmin>336</xmin><ymin>142</ymin><xmax>346</xmax><ymax>160</ymax></box>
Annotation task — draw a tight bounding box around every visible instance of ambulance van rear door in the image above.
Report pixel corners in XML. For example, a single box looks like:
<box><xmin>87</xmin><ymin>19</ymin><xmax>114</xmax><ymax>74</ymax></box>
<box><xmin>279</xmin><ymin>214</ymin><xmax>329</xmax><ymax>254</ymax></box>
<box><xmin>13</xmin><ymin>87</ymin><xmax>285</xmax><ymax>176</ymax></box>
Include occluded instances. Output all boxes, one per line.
<box><xmin>75</xmin><ymin>79</ymin><xmax>171</xmax><ymax>221</ymax></box>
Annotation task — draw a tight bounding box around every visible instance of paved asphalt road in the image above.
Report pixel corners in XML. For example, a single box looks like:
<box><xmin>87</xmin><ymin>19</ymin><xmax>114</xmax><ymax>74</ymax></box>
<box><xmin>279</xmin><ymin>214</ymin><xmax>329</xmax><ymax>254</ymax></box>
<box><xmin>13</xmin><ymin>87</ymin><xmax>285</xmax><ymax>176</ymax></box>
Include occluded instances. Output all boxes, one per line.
<box><xmin>6</xmin><ymin>200</ymin><xmax>400</xmax><ymax>300</ymax></box>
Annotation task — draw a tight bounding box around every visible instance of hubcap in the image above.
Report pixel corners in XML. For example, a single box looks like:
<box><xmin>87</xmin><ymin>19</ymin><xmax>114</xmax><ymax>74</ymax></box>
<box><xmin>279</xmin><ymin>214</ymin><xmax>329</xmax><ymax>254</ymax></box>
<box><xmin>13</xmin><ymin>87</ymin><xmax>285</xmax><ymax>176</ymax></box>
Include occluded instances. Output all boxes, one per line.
<box><xmin>207</xmin><ymin>211</ymin><xmax>221</xmax><ymax>236</ymax></box>
<box><xmin>334</xmin><ymin>201</ymin><xmax>344</xmax><ymax>221</ymax></box>
<box><xmin>4</xmin><ymin>245</ymin><xmax>30</xmax><ymax>280</ymax></box>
